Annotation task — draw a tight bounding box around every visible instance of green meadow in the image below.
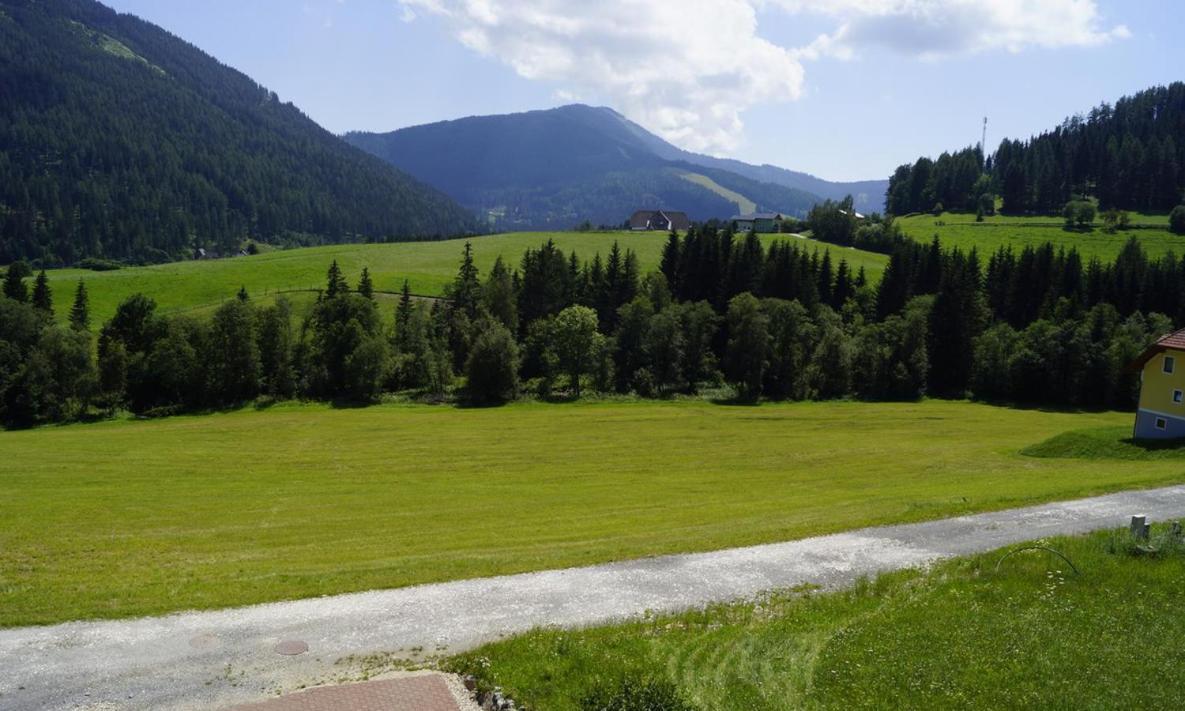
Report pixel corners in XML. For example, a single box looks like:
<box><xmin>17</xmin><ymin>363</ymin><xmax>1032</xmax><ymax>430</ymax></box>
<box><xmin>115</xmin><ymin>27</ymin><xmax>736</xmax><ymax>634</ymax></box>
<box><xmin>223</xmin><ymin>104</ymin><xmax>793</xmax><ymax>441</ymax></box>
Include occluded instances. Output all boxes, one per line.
<box><xmin>1</xmin><ymin>399</ymin><xmax>1180</xmax><ymax>627</ymax></box>
<box><xmin>40</xmin><ymin>231</ymin><xmax>889</xmax><ymax>327</ymax></box>
<box><xmin>895</xmin><ymin>211</ymin><xmax>1183</xmax><ymax>261</ymax></box>
<box><xmin>449</xmin><ymin>526</ymin><xmax>1185</xmax><ymax>709</ymax></box>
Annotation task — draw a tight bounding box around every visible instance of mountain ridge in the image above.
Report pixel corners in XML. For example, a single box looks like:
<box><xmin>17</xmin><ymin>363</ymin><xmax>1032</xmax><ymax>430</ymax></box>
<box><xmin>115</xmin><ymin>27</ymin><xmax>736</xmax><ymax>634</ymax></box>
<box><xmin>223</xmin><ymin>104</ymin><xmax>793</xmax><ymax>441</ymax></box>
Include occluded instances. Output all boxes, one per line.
<box><xmin>344</xmin><ymin>104</ymin><xmax>887</xmax><ymax>230</ymax></box>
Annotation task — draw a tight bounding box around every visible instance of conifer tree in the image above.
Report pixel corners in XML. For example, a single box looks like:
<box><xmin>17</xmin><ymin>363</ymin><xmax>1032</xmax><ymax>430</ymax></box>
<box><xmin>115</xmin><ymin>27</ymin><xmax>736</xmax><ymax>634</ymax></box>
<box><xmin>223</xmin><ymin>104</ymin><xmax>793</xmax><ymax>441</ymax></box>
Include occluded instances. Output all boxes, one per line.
<box><xmin>483</xmin><ymin>256</ymin><xmax>518</xmax><ymax>332</ymax></box>
<box><xmin>357</xmin><ymin>267</ymin><xmax>375</xmax><ymax>300</ymax></box>
<box><xmin>69</xmin><ymin>279</ymin><xmax>90</xmax><ymax>331</ymax></box>
<box><xmin>816</xmin><ymin>251</ymin><xmax>834</xmax><ymax>307</ymax></box>
<box><xmin>3</xmin><ymin>262</ymin><xmax>30</xmax><ymax>302</ymax></box>
<box><xmin>31</xmin><ymin>270</ymin><xmax>52</xmax><ymax>313</ymax></box>
<box><xmin>855</xmin><ymin>266</ymin><xmax>868</xmax><ymax>289</ymax></box>
<box><xmin>927</xmin><ymin>248</ymin><xmax>986</xmax><ymax>396</ymax></box>
<box><xmin>236</xmin><ymin>285</ymin><xmax>249</xmax><ymax>302</ymax></box>
<box><xmin>325</xmin><ymin>260</ymin><xmax>348</xmax><ymax>297</ymax></box>
<box><xmin>660</xmin><ymin>231</ymin><xmax>681</xmax><ymax>294</ymax></box>
<box><xmin>394</xmin><ymin>279</ymin><xmax>414</xmax><ymax>352</ymax></box>
<box><xmin>832</xmin><ymin>259</ymin><xmax>853</xmax><ymax>308</ymax></box>
<box><xmin>452</xmin><ymin>242</ymin><xmax>480</xmax><ymax>318</ymax></box>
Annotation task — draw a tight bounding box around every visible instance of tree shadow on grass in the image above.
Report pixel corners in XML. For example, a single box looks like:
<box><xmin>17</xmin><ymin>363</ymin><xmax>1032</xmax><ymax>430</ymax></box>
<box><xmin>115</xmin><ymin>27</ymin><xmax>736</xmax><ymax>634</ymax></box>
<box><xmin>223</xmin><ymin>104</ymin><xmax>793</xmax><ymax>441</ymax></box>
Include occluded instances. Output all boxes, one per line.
<box><xmin>709</xmin><ymin>395</ymin><xmax>761</xmax><ymax>407</ymax></box>
<box><xmin>1123</xmin><ymin>436</ymin><xmax>1185</xmax><ymax>452</ymax></box>
<box><xmin>970</xmin><ymin>395</ymin><xmax>1119</xmax><ymax>416</ymax></box>
<box><xmin>326</xmin><ymin>397</ymin><xmax>379</xmax><ymax>410</ymax></box>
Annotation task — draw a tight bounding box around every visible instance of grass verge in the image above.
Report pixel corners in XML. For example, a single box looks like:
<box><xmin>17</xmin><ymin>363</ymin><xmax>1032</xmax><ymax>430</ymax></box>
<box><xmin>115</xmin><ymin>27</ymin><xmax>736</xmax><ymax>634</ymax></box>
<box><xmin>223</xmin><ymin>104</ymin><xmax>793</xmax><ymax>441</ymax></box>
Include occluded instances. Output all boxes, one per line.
<box><xmin>446</xmin><ymin>526</ymin><xmax>1185</xmax><ymax>709</ymax></box>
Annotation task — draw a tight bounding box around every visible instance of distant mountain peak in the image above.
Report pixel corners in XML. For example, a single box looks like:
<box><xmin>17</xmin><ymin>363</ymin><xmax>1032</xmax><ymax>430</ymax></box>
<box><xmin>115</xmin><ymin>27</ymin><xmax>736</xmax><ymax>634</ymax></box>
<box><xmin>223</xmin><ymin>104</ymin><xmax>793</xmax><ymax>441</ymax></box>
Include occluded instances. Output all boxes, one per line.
<box><xmin>345</xmin><ymin>104</ymin><xmax>887</xmax><ymax>230</ymax></box>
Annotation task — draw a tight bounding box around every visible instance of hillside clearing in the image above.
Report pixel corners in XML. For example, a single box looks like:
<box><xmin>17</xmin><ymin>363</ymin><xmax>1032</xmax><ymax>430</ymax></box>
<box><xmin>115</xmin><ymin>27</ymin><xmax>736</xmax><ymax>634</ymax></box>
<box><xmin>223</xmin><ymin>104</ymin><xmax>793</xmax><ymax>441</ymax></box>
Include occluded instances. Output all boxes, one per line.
<box><xmin>677</xmin><ymin>172</ymin><xmax>757</xmax><ymax>214</ymax></box>
<box><xmin>0</xmin><ymin>399</ymin><xmax>1179</xmax><ymax>627</ymax></box>
<box><xmin>40</xmin><ymin>231</ymin><xmax>888</xmax><ymax>326</ymax></box>
<box><xmin>895</xmin><ymin>211</ymin><xmax>1184</xmax><ymax>261</ymax></box>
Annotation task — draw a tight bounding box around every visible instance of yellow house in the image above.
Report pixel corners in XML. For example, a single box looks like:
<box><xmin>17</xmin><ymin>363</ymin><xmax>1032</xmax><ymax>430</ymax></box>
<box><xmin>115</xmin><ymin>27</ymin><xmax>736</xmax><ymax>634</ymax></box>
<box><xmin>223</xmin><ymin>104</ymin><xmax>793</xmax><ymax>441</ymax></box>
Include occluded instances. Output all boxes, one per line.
<box><xmin>1132</xmin><ymin>327</ymin><xmax>1185</xmax><ymax>439</ymax></box>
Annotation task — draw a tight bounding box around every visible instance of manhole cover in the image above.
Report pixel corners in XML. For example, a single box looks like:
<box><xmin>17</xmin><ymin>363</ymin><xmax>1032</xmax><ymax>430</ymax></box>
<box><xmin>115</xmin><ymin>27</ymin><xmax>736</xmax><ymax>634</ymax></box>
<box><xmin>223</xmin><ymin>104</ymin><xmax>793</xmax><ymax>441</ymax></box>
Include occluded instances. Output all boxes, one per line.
<box><xmin>274</xmin><ymin>640</ymin><xmax>309</xmax><ymax>656</ymax></box>
<box><xmin>188</xmin><ymin>633</ymin><xmax>218</xmax><ymax>649</ymax></box>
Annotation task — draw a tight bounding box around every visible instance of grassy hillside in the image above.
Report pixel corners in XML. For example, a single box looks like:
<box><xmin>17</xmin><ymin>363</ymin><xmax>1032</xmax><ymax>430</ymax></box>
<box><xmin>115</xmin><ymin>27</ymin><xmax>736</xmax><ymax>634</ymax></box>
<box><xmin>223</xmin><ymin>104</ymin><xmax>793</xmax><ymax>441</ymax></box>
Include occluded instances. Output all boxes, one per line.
<box><xmin>1</xmin><ymin>399</ymin><xmax>1179</xmax><ymax>627</ymax></box>
<box><xmin>42</xmin><ymin>231</ymin><xmax>889</xmax><ymax>326</ymax></box>
<box><xmin>449</xmin><ymin>526</ymin><xmax>1185</xmax><ymax>709</ymax></box>
<box><xmin>896</xmin><ymin>211</ymin><xmax>1183</xmax><ymax>261</ymax></box>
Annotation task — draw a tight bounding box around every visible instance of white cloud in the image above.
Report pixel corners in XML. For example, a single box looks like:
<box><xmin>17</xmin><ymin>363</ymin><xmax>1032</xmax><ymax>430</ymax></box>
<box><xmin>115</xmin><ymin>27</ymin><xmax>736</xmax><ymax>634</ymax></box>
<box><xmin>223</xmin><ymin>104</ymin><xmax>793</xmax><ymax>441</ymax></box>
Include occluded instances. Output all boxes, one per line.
<box><xmin>770</xmin><ymin>0</ymin><xmax>1130</xmax><ymax>59</ymax></box>
<box><xmin>399</xmin><ymin>0</ymin><xmax>804</xmax><ymax>154</ymax></box>
<box><xmin>399</xmin><ymin>0</ymin><xmax>1128</xmax><ymax>153</ymax></box>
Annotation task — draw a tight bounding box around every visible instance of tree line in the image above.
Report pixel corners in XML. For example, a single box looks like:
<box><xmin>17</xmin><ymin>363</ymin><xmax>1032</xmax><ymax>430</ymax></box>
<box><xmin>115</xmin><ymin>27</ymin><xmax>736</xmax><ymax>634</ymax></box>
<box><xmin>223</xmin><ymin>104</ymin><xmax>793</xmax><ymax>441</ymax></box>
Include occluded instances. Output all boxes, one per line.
<box><xmin>886</xmin><ymin>83</ymin><xmax>1185</xmax><ymax>216</ymax></box>
<box><xmin>0</xmin><ymin>229</ymin><xmax>1174</xmax><ymax>429</ymax></box>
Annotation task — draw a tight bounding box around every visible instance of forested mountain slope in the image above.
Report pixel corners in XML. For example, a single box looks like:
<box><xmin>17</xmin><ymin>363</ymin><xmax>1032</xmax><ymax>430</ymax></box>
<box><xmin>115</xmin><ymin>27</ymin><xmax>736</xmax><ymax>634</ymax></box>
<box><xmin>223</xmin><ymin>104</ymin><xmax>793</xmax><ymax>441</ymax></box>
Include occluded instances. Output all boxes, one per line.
<box><xmin>887</xmin><ymin>83</ymin><xmax>1185</xmax><ymax>215</ymax></box>
<box><xmin>0</xmin><ymin>0</ymin><xmax>476</xmax><ymax>265</ymax></box>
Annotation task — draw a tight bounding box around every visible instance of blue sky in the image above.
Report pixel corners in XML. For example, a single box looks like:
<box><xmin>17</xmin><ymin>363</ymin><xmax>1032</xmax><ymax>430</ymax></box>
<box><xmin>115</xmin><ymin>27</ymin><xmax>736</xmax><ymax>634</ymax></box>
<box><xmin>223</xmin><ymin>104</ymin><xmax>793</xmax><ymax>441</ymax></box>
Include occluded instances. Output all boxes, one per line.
<box><xmin>104</xmin><ymin>0</ymin><xmax>1182</xmax><ymax>182</ymax></box>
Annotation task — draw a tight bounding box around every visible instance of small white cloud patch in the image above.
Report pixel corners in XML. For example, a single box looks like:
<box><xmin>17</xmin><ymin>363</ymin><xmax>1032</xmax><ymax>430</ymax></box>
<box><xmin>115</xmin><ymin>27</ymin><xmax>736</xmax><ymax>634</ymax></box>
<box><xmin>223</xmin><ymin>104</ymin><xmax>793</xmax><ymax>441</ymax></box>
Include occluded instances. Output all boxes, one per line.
<box><xmin>771</xmin><ymin>0</ymin><xmax>1130</xmax><ymax>58</ymax></box>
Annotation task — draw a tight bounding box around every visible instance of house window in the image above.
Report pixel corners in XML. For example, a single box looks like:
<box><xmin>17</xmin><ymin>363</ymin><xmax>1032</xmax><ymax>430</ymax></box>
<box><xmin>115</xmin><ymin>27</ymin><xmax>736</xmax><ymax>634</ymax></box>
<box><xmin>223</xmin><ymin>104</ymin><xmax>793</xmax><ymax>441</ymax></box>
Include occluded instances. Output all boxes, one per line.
<box><xmin>1165</xmin><ymin>355</ymin><xmax>1176</xmax><ymax>374</ymax></box>
<box><xmin>1175</xmin><ymin>390</ymin><xmax>1183</xmax><ymax>404</ymax></box>
<box><xmin>1156</xmin><ymin>417</ymin><xmax>1168</xmax><ymax>431</ymax></box>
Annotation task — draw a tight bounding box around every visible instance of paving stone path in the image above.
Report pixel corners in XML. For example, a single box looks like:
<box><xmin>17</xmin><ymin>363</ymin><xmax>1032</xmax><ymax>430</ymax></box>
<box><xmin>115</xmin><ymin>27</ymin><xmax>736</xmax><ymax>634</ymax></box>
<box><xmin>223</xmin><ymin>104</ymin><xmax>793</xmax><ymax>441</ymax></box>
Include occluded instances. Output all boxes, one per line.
<box><xmin>225</xmin><ymin>674</ymin><xmax>469</xmax><ymax>711</ymax></box>
<box><xmin>2</xmin><ymin>484</ymin><xmax>1184</xmax><ymax>710</ymax></box>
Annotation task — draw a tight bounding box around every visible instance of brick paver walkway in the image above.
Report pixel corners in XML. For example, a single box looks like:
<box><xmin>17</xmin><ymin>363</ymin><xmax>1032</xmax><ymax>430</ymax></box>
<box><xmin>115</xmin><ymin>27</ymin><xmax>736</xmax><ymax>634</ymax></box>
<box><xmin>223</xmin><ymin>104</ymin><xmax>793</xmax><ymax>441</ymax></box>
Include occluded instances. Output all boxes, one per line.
<box><xmin>225</xmin><ymin>674</ymin><xmax>462</xmax><ymax>711</ymax></box>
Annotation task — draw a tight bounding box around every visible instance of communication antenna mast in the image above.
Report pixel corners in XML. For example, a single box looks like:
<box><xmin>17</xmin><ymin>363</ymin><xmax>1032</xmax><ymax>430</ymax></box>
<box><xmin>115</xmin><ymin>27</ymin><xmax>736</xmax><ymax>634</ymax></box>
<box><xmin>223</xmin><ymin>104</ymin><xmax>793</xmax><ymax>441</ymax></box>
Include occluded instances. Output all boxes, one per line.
<box><xmin>981</xmin><ymin>116</ymin><xmax>988</xmax><ymax>152</ymax></box>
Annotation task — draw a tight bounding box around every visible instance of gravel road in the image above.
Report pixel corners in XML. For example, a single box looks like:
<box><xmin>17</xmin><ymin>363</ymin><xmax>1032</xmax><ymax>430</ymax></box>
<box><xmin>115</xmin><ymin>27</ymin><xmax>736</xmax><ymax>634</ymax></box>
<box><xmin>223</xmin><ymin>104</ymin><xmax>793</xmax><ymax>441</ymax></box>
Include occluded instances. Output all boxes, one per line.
<box><xmin>3</xmin><ymin>484</ymin><xmax>1184</xmax><ymax>711</ymax></box>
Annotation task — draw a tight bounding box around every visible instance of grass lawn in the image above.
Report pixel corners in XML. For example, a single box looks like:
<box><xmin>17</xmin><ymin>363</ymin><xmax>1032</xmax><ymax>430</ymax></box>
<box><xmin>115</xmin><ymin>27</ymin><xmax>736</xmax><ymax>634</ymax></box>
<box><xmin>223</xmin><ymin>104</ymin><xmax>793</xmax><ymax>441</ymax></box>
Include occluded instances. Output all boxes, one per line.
<box><xmin>40</xmin><ymin>231</ymin><xmax>888</xmax><ymax>327</ymax></box>
<box><xmin>447</xmin><ymin>526</ymin><xmax>1185</xmax><ymax>709</ymax></box>
<box><xmin>1</xmin><ymin>399</ymin><xmax>1182</xmax><ymax>627</ymax></box>
<box><xmin>896</xmin><ymin>211</ymin><xmax>1184</xmax><ymax>261</ymax></box>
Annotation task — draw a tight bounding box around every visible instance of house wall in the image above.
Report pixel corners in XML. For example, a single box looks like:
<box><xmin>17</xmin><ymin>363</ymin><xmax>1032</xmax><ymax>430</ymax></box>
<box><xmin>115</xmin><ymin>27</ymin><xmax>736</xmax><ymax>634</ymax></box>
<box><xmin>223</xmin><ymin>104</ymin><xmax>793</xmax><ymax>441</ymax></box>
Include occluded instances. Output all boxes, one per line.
<box><xmin>1135</xmin><ymin>350</ymin><xmax>1185</xmax><ymax>438</ymax></box>
<box><xmin>1134</xmin><ymin>409</ymin><xmax>1185</xmax><ymax>439</ymax></box>
<box><xmin>1139</xmin><ymin>352</ymin><xmax>1185</xmax><ymax>412</ymax></box>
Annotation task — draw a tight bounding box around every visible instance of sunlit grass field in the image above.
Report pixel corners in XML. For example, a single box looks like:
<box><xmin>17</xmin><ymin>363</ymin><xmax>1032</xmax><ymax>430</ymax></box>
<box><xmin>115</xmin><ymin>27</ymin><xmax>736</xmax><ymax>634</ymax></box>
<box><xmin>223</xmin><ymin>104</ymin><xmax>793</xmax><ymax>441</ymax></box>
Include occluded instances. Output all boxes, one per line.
<box><xmin>1</xmin><ymin>398</ymin><xmax>1180</xmax><ymax>627</ymax></box>
<box><xmin>449</xmin><ymin>526</ymin><xmax>1185</xmax><ymax>709</ymax></box>
<box><xmin>40</xmin><ymin>231</ymin><xmax>889</xmax><ymax>327</ymax></box>
<box><xmin>896</xmin><ymin>211</ymin><xmax>1183</xmax><ymax>261</ymax></box>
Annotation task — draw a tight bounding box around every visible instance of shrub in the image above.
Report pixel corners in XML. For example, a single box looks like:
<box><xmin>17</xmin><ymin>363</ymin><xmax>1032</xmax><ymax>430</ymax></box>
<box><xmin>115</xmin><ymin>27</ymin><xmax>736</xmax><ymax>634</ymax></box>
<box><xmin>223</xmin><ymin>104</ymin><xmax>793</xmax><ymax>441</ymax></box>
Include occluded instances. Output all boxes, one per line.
<box><xmin>581</xmin><ymin>677</ymin><xmax>695</xmax><ymax>711</ymax></box>
<box><xmin>76</xmin><ymin>258</ymin><xmax>123</xmax><ymax>271</ymax></box>
<box><xmin>343</xmin><ymin>335</ymin><xmax>392</xmax><ymax>402</ymax></box>
<box><xmin>1101</xmin><ymin>208</ymin><xmax>1131</xmax><ymax>233</ymax></box>
<box><xmin>1170</xmin><ymin>205</ymin><xmax>1185</xmax><ymax>235</ymax></box>
<box><xmin>1062</xmin><ymin>200</ymin><xmax>1096</xmax><ymax>228</ymax></box>
<box><xmin>465</xmin><ymin>319</ymin><xmax>520</xmax><ymax>403</ymax></box>
<box><xmin>977</xmin><ymin>192</ymin><xmax>995</xmax><ymax>216</ymax></box>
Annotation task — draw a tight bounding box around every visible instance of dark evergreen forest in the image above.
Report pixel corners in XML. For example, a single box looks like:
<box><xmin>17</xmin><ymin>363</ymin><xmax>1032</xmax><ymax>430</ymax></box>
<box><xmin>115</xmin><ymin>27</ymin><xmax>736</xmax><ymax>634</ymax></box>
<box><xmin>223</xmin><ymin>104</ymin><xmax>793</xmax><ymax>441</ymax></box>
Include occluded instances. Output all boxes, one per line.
<box><xmin>887</xmin><ymin>83</ymin><xmax>1185</xmax><ymax>215</ymax></box>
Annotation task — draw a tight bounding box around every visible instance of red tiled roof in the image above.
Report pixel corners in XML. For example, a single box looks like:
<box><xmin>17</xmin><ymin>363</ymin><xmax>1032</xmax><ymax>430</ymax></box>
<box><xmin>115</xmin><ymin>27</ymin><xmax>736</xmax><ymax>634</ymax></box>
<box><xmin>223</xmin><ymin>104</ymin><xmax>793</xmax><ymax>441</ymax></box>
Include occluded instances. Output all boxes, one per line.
<box><xmin>1157</xmin><ymin>328</ymin><xmax>1185</xmax><ymax>351</ymax></box>
<box><xmin>1130</xmin><ymin>327</ymin><xmax>1185</xmax><ymax>370</ymax></box>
